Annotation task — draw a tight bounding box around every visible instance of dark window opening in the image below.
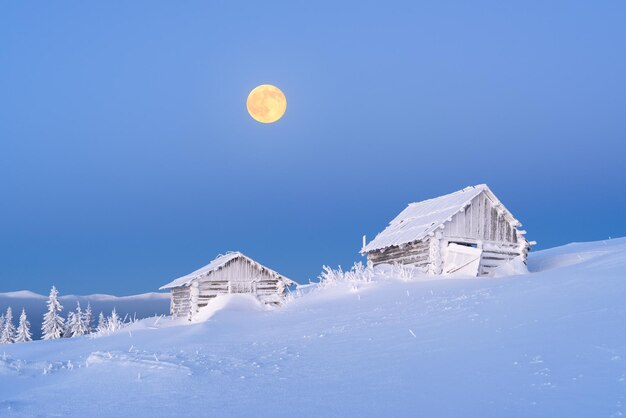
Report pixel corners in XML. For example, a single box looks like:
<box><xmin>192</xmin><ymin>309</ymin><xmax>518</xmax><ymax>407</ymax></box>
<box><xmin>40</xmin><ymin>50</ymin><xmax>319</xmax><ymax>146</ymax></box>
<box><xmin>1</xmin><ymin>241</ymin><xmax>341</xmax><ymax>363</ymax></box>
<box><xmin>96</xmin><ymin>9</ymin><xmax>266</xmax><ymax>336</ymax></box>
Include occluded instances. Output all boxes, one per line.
<box><xmin>449</xmin><ymin>241</ymin><xmax>478</xmax><ymax>248</ymax></box>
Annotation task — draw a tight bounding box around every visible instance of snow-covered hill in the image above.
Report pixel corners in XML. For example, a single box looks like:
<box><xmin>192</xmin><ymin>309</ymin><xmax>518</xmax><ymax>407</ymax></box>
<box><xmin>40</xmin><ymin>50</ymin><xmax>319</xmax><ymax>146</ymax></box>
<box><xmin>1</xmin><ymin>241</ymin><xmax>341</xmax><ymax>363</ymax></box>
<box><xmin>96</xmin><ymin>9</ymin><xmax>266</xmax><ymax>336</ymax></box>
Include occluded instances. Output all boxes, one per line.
<box><xmin>1</xmin><ymin>238</ymin><xmax>626</xmax><ymax>417</ymax></box>
<box><xmin>0</xmin><ymin>292</ymin><xmax>170</xmax><ymax>340</ymax></box>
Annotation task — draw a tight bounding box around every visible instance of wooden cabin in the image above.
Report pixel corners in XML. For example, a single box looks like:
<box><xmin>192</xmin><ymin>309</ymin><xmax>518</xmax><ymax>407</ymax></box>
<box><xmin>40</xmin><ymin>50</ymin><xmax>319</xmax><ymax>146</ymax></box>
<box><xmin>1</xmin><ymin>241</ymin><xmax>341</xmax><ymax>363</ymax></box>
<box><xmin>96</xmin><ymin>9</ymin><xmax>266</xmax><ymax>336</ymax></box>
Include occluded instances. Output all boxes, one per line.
<box><xmin>361</xmin><ymin>184</ymin><xmax>533</xmax><ymax>277</ymax></box>
<box><xmin>159</xmin><ymin>252</ymin><xmax>296</xmax><ymax>319</ymax></box>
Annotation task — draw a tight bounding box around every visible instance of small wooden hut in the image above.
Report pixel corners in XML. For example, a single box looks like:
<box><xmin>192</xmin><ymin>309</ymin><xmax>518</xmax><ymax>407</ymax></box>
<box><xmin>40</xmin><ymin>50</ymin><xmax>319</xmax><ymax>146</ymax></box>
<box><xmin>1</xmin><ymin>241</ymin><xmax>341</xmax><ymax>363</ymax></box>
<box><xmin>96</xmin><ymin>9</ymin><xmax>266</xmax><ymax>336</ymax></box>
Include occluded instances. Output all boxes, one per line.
<box><xmin>160</xmin><ymin>252</ymin><xmax>296</xmax><ymax>319</ymax></box>
<box><xmin>361</xmin><ymin>184</ymin><xmax>533</xmax><ymax>277</ymax></box>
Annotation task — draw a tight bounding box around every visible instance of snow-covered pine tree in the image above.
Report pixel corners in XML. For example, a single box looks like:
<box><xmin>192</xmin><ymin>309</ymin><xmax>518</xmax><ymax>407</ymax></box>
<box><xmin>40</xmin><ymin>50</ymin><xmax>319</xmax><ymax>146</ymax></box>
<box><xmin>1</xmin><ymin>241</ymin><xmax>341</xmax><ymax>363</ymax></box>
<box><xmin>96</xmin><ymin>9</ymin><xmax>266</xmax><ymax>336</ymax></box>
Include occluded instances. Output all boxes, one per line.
<box><xmin>64</xmin><ymin>311</ymin><xmax>77</xmax><ymax>338</ymax></box>
<box><xmin>42</xmin><ymin>286</ymin><xmax>65</xmax><ymax>340</ymax></box>
<box><xmin>97</xmin><ymin>312</ymin><xmax>107</xmax><ymax>333</ymax></box>
<box><xmin>0</xmin><ymin>307</ymin><xmax>16</xmax><ymax>344</ymax></box>
<box><xmin>107</xmin><ymin>308</ymin><xmax>122</xmax><ymax>332</ymax></box>
<box><xmin>0</xmin><ymin>313</ymin><xmax>5</xmax><ymax>338</ymax></box>
<box><xmin>15</xmin><ymin>309</ymin><xmax>32</xmax><ymax>343</ymax></box>
<box><xmin>69</xmin><ymin>302</ymin><xmax>88</xmax><ymax>337</ymax></box>
<box><xmin>83</xmin><ymin>303</ymin><xmax>93</xmax><ymax>334</ymax></box>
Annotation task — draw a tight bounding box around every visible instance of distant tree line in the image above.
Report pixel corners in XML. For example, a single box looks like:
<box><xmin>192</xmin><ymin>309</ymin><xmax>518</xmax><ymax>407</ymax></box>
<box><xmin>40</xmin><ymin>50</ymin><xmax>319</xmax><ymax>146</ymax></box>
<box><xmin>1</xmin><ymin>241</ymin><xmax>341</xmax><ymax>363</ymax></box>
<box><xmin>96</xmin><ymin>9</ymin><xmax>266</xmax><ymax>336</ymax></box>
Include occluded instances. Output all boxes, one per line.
<box><xmin>0</xmin><ymin>286</ymin><xmax>131</xmax><ymax>344</ymax></box>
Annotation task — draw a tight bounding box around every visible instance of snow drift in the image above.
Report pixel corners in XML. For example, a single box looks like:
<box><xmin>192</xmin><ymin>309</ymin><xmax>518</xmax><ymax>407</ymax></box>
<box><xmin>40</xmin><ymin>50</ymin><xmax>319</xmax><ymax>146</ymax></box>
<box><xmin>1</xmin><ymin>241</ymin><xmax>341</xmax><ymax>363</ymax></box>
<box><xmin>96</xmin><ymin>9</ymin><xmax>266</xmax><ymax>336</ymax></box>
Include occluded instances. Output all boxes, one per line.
<box><xmin>1</xmin><ymin>237</ymin><xmax>626</xmax><ymax>417</ymax></box>
<box><xmin>192</xmin><ymin>294</ymin><xmax>267</xmax><ymax>322</ymax></box>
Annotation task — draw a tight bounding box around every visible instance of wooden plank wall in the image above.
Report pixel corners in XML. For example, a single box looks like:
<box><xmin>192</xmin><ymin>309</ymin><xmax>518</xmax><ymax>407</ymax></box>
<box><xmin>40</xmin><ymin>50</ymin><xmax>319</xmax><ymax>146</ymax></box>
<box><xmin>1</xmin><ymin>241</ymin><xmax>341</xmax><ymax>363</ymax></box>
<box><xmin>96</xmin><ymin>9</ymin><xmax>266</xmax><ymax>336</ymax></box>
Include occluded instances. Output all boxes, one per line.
<box><xmin>441</xmin><ymin>191</ymin><xmax>528</xmax><ymax>276</ymax></box>
<box><xmin>443</xmin><ymin>192</ymin><xmax>518</xmax><ymax>244</ymax></box>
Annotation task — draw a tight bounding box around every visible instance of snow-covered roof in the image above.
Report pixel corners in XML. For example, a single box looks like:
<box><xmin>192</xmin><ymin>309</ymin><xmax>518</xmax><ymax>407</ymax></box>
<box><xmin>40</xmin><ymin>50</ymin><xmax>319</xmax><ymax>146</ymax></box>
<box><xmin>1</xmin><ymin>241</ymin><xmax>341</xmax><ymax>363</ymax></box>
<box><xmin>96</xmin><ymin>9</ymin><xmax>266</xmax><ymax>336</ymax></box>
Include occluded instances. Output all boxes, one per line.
<box><xmin>159</xmin><ymin>252</ymin><xmax>296</xmax><ymax>290</ymax></box>
<box><xmin>362</xmin><ymin>184</ymin><xmax>519</xmax><ymax>253</ymax></box>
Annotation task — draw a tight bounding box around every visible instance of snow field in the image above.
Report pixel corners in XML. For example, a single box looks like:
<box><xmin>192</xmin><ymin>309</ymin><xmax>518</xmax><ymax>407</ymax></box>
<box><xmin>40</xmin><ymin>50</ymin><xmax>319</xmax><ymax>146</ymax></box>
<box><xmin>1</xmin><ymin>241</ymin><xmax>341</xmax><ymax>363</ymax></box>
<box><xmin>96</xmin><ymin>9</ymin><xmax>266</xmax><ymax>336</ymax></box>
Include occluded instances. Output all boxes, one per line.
<box><xmin>1</xmin><ymin>238</ymin><xmax>626</xmax><ymax>417</ymax></box>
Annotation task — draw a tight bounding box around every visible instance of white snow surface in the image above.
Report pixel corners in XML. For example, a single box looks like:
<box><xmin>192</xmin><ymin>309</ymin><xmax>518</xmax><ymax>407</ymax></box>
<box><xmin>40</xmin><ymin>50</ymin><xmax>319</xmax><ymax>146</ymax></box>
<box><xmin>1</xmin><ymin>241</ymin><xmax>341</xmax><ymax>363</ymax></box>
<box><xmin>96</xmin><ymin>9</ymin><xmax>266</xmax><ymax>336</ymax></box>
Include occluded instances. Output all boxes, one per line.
<box><xmin>492</xmin><ymin>255</ymin><xmax>530</xmax><ymax>277</ymax></box>
<box><xmin>362</xmin><ymin>184</ymin><xmax>519</xmax><ymax>252</ymax></box>
<box><xmin>2</xmin><ymin>237</ymin><xmax>626</xmax><ymax>417</ymax></box>
<box><xmin>191</xmin><ymin>294</ymin><xmax>267</xmax><ymax>323</ymax></box>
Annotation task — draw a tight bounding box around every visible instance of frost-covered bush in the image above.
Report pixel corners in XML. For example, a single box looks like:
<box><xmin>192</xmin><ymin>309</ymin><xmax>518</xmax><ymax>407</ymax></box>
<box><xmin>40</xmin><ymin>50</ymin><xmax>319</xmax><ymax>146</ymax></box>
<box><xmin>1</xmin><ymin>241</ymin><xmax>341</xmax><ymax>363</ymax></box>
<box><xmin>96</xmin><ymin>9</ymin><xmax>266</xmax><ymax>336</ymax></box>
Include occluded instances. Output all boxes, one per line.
<box><xmin>386</xmin><ymin>263</ymin><xmax>421</xmax><ymax>281</ymax></box>
<box><xmin>317</xmin><ymin>261</ymin><xmax>423</xmax><ymax>287</ymax></box>
<box><xmin>90</xmin><ymin>308</ymin><xmax>136</xmax><ymax>338</ymax></box>
<box><xmin>107</xmin><ymin>308</ymin><xmax>122</xmax><ymax>332</ymax></box>
<box><xmin>318</xmin><ymin>262</ymin><xmax>374</xmax><ymax>286</ymax></box>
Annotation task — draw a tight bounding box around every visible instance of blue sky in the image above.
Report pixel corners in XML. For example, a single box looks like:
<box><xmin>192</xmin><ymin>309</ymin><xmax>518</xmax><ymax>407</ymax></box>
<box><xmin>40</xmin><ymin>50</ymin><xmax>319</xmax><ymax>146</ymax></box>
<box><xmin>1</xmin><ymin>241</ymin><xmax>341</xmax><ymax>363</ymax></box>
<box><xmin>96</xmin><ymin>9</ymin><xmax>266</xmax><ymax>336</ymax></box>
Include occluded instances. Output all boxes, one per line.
<box><xmin>1</xmin><ymin>1</ymin><xmax>625</xmax><ymax>295</ymax></box>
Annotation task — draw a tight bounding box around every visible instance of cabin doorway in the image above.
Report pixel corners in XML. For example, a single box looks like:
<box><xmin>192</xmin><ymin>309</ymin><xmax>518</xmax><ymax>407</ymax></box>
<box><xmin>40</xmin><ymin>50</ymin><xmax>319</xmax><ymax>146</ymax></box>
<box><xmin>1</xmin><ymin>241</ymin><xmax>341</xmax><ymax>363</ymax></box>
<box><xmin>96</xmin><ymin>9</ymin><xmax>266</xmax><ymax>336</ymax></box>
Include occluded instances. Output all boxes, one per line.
<box><xmin>444</xmin><ymin>243</ymin><xmax>482</xmax><ymax>276</ymax></box>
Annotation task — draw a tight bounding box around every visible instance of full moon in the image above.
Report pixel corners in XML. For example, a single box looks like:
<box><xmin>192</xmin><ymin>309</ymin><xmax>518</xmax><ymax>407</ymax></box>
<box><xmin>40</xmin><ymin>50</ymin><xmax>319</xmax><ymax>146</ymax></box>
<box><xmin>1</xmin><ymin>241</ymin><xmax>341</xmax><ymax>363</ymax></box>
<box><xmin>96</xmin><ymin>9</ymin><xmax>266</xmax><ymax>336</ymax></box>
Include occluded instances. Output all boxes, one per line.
<box><xmin>246</xmin><ymin>84</ymin><xmax>287</xmax><ymax>124</ymax></box>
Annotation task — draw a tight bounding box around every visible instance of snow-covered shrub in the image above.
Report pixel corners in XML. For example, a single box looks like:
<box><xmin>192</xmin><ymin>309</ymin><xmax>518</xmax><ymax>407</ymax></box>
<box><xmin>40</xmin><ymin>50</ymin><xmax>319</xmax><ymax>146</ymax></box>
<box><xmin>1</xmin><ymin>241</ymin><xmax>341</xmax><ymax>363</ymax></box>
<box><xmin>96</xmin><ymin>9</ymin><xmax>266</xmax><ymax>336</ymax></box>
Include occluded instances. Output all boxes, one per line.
<box><xmin>318</xmin><ymin>265</ymin><xmax>345</xmax><ymax>285</ymax></box>
<box><xmin>317</xmin><ymin>261</ymin><xmax>424</xmax><ymax>288</ymax></box>
<box><xmin>318</xmin><ymin>262</ymin><xmax>374</xmax><ymax>286</ymax></box>
<box><xmin>388</xmin><ymin>263</ymin><xmax>421</xmax><ymax>281</ymax></box>
<box><xmin>107</xmin><ymin>308</ymin><xmax>122</xmax><ymax>332</ymax></box>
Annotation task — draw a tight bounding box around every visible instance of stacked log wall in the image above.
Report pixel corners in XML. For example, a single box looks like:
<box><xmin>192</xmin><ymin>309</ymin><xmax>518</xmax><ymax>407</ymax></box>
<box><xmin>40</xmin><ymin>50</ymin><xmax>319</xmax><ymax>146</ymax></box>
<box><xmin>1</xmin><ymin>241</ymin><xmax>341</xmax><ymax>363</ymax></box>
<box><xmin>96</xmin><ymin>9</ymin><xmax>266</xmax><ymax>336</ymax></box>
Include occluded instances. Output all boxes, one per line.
<box><xmin>170</xmin><ymin>287</ymin><xmax>191</xmax><ymax>318</ymax></box>
<box><xmin>367</xmin><ymin>239</ymin><xmax>431</xmax><ymax>271</ymax></box>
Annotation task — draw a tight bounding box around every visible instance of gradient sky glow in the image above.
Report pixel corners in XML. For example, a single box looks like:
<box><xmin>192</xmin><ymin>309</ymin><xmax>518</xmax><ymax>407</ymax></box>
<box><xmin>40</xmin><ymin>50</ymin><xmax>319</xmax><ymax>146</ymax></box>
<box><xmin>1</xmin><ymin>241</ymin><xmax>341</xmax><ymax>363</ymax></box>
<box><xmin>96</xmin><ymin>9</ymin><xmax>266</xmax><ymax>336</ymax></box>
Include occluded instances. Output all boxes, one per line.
<box><xmin>1</xmin><ymin>1</ymin><xmax>625</xmax><ymax>295</ymax></box>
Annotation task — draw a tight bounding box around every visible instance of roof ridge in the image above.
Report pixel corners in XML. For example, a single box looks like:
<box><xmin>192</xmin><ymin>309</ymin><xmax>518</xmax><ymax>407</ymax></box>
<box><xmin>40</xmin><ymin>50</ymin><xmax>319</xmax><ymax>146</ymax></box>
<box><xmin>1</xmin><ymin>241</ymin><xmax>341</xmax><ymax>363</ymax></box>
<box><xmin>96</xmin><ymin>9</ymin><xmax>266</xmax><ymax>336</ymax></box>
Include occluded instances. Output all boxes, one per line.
<box><xmin>213</xmin><ymin>251</ymin><xmax>243</xmax><ymax>260</ymax></box>
<box><xmin>407</xmin><ymin>184</ymin><xmax>488</xmax><ymax>207</ymax></box>
<box><xmin>160</xmin><ymin>251</ymin><xmax>296</xmax><ymax>289</ymax></box>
